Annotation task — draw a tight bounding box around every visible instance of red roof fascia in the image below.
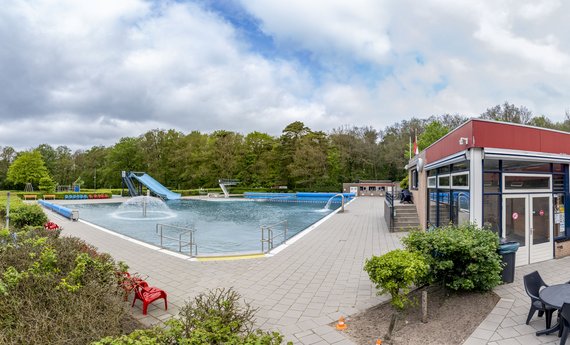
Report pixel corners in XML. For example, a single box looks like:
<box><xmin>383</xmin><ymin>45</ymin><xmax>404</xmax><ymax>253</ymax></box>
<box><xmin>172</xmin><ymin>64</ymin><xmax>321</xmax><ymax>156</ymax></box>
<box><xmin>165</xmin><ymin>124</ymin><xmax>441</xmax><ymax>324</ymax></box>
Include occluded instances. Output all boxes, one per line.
<box><xmin>425</xmin><ymin>120</ymin><xmax>474</xmax><ymax>162</ymax></box>
<box><xmin>471</xmin><ymin>120</ymin><xmax>570</xmax><ymax>155</ymax></box>
<box><xmin>424</xmin><ymin>119</ymin><xmax>570</xmax><ymax>164</ymax></box>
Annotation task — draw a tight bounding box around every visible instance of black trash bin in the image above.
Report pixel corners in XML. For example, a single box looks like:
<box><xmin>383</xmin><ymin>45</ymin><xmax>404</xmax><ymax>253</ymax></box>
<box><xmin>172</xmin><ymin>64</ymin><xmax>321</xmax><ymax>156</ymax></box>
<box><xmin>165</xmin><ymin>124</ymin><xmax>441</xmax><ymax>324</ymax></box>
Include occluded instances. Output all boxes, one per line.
<box><xmin>498</xmin><ymin>241</ymin><xmax>520</xmax><ymax>283</ymax></box>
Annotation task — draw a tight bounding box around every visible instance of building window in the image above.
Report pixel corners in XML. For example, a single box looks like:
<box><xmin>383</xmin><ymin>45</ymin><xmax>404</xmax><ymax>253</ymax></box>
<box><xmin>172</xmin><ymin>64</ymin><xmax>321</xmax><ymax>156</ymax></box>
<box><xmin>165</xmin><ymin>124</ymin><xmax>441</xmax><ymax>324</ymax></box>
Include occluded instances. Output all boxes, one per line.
<box><xmin>502</xmin><ymin>161</ymin><xmax>550</xmax><ymax>173</ymax></box>
<box><xmin>452</xmin><ymin>161</ymin><xmax>470</xmax><ymax>172</ymax></box>
<box><xmin>452</xmin><ymin>191</ymin><xmax>470</xmax><ymax>226</ymax></box>
<box><xmin>427</xmin><ymin>176</ymin><xmax>436</xmax><ymax>188</ymax></box>
<box><xmin>483</xmin><ymin>195</ymin><xmax>500</xmax><ymax>234</ymax></box>
<box><xmin>359</xmin><ymin>186</ymin><xmax>365</xmax><ymax>191</ymax></box>
<box><xmin>368</xmin><ymin>186</ymin><xmax>376</xmax><ymax>191</ymax></box>
<box><xmin>428</xmin><ymin>189</ymin><xmax>437</xmax><ymax>227</ymax></box>
<box><xmin>438</xmin><ymin>175</ymin><xmax>450</xmax><ymax>188</ymax></box>
<box><xmin>503</xmin><ymin>174</ymin><xmax>551</xmax><ymax>192</ymax></box>
<box><xmin>451</xmin><ymin>172</ymin><xmax>469</xmax><ymax>189</ymax></box>
<box><xmin>411</xmin><ymin>169</ymin><xmax>418</xmax><ymax>190</ymax></box>
<box><xmin>438</xmin><ymin>191</ymin><xmax>450</xmax><ymax>225</ymax></box>
<box><xmin>484</xmin><ymin>173</ymin><xmax>500</xmax><ymax>193</ymax></box>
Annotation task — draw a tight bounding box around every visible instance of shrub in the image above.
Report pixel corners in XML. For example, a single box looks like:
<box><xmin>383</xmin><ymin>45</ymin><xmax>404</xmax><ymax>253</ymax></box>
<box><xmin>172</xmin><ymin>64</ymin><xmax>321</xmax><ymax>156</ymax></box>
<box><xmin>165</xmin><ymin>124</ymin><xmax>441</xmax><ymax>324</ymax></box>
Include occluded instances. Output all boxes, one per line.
<box><xmin>94</xmin><ymin>287</ymin><xmax>290</xmax><ymax>345</ymax></box>
<box><xmin>364</xmin><ymin>249</ymin><xmax>429</xmax><ymax>309</ymax></box>
<box><xmin>0</xmin><ymin>228</ymin><xmax>136</xmax><ymax>345</ymax></box>
<box><xmin>9</xmin><ymin>203</ymin><xmax>47</xmax><ymax>228</ymax></box>
<box><xmin>402</xmin><ymin>223</ymin><xmax>502</xmax><ymax>291</ymax></box>
<box><xmin>400</xmin><ymin>175</ymin><xmax>409</xmax><ymax>189</ymax></box>
<box><xmin>39</xmin><ymin>176</ymin><xmax>56</xmax><ymax>193</ymax></box>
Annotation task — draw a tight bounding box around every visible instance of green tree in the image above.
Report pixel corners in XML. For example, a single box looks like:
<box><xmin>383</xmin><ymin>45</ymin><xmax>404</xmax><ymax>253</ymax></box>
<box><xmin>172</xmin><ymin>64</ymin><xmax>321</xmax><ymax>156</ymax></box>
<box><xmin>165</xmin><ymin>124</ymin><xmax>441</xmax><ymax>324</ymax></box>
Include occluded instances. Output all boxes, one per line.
<box><xmin>175</xmin><ymin>131</ymin><xmax>212</xmax><ymax>188</ymax></box>
<box><xmin>6</xmin><ymin>151</ymin><xmax>50</xmax><ymax>188</ymax></box>
<box><xmin>0</xmin><ymin>146</ymin><xmax>16</xmax><ymax>189</ymax></box>
<box><xmin>279</xmin><ymin>121</ymin><xmax>310</xmax><ymax>187</ymax></box>
<box><xmin>528</xmin><ymin>115</ymin><xmax>557</xmax><ymax>130</ymax></box>
<box><xmin>418</xmin><ymin>120</ymin><xmax>449</xmax><ymax>151</ymax></box>
<box><xmin>288</xmin><ymin>131</ymin><xmax>329</xmax><ymax>189</ymax></box>
<box><xmin>480</xmin><ymin>101</ymin><xmax>533</xmax><ymax>124</ymax></box>
<box><xmin>239</xmin><ymin>132</ymin><xmax>278</xmax><ymax>187</ymax></box>
<box><xmin>106</xmin><ymin>137</ymin><xmax>144</xmax><ymax>178</ymax></box>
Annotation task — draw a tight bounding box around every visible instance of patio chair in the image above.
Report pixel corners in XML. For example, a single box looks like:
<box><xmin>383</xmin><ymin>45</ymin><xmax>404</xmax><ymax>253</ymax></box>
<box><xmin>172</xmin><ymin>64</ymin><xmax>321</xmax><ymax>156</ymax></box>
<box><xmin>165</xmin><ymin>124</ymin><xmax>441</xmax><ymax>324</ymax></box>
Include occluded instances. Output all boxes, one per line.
<box><xmin>560</xmin><ymin>303</ymin><xmax>570</xmax><ymax>345</ymax></box>
<box><xmin>524</xmin><ymin>271</ymin><xmax>555</xmax><ymax>328</ymax></box>
<box><xmin>132</xmin><ymin>280</ymin><xmax>168</xmax><ymax>315</ymax></box>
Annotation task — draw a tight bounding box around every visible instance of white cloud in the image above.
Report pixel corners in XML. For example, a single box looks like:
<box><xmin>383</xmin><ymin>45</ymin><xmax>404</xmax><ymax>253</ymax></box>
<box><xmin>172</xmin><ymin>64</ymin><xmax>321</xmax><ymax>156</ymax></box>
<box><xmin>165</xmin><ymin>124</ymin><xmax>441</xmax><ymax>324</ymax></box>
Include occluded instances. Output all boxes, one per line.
<box><xmin>1</xmin><ymin>0</ymin><xmax>570</xmax><ymax>150</ymax></box>
<box><xmin>241</xmin><ymin>0</ymin><xmax>392</xmax><ymax>64</ymax></box>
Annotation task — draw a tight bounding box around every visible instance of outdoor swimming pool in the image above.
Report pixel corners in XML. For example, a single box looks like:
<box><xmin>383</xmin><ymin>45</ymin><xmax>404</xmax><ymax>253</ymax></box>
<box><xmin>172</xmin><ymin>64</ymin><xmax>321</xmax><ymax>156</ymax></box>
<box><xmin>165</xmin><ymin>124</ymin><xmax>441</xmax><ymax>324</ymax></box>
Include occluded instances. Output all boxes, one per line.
<box><xmin>70</xmin><ymin>198</ymin><xmax>339</xmax><ymax>255</ymax></box>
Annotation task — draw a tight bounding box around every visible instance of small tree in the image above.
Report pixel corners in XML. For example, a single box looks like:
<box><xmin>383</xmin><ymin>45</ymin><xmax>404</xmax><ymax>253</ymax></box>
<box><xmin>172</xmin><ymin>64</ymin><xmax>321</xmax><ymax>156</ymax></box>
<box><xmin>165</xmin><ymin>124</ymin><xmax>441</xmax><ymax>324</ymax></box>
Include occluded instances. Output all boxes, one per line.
<box><xmin>39</xmin><ymin>176</ymin><xmax>56</xmax><ymax>194</ymax></box>
<box><xmin>6</xmin><ymin>151</ymin><xmax>49</xmax><ymax>188</ymax></box>
<box><xmin>364</xmin><ymin>249</ymin><xmax>429</xmax><ymax>309</ymax></box>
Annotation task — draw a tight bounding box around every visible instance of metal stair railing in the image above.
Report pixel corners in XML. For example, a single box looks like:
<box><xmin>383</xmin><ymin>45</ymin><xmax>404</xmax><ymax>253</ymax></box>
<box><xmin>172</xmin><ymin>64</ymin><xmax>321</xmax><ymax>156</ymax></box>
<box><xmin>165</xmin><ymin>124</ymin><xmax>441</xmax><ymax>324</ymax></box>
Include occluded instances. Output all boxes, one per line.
<box><xmin>260</xmin><ymin>220</ymin><xmax>288</xmax><ymax>253</ymax></box>
<box><xmin>385</xmin><ymin>191</ymin><xmax>395</xmax><ymax>232</ymax></box>
<box><xmin>156</xmin><ymin>223</ymin><xmax>197</xmax><ymax>257</ymax></box>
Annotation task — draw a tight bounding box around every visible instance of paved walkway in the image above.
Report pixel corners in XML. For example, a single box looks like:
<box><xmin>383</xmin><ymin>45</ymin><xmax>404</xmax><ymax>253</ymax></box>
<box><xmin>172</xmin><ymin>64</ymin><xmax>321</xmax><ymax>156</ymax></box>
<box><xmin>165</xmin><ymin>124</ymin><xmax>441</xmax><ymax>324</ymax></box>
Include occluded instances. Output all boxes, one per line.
<box><xmin>54</xmin><ymin>196</ymin><xmax>570</xmax><ymax>345</ymax></box>
<box><xmin>52</xmin><ymin>197</ymin><xmax>406</xmax><ymax>344</ymax></box>
<box><xmin>464</xmin><ymin>256</ymin><xmax>570</xmax><ymax>345</ymax></box>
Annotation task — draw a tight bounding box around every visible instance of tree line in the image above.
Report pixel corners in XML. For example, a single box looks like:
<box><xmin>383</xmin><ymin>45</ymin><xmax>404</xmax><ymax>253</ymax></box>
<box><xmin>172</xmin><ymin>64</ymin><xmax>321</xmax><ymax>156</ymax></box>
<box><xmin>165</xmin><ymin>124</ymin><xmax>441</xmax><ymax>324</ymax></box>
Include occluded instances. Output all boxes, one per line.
<box><xmin>2</xmin><ymin>102</ymin><xmax>569</xmax><ymax>191</ymax></box>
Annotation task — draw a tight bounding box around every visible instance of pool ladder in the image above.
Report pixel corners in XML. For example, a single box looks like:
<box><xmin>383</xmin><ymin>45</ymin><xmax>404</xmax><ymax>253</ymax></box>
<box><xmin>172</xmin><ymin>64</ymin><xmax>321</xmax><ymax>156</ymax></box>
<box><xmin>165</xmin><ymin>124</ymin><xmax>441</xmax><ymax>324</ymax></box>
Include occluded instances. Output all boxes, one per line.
<box><xmin>156</xmin><ymin>223</ymin><xmax>198</xmax><ymax>257</ymax></box>
<box><xmin>261</xmin><ymin>220</ymin><xmax>288</xmax><ymax>253</ymax></box>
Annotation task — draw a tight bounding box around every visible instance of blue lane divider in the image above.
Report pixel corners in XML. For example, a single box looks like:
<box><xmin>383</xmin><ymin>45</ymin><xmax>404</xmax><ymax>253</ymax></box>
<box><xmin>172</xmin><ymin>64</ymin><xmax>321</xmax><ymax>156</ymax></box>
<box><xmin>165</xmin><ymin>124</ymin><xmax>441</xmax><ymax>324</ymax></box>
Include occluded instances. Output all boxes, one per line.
<box><xmin>244</xmin><ymin>192</ymin><xmax>355</xmax><ymax>203</ymax></box>
<box><xmin>38</xmin><ymin>200</ymin><xmax>77</xmax><ymax>220</ymax></box>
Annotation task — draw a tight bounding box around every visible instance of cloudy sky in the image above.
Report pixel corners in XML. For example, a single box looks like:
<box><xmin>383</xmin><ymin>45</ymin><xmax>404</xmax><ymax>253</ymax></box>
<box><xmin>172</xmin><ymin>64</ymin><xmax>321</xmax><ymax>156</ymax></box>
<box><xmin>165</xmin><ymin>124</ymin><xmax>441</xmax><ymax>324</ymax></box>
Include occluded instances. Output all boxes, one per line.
<box><xmin>1</xmin><ymin>0</ymin><xmax>569</xmax><ymax>150</ymax></box>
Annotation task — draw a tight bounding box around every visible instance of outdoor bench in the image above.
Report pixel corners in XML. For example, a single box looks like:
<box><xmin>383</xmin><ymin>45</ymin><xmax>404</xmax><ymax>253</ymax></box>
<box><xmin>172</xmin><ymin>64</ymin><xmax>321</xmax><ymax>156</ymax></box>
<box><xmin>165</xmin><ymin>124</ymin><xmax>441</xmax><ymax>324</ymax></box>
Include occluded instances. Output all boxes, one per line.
<box><xmin>23</xmin><ymin>194</ymin><xmax>37</xmax><ymax>200</ymax></box>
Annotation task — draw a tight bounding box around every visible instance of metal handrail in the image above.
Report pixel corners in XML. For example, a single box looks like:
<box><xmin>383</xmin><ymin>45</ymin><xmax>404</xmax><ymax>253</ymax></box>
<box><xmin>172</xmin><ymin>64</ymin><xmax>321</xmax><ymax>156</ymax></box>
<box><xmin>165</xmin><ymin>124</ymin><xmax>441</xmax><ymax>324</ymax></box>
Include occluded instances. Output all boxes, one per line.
<box><xmin>385</xmin><ymin>190</ymin><xmax>395</xmax><ymax>232</ymax></box>
<box><xmin>156</xmin><ymin>223</ymin><xmax>197</xmax><ymax>257</ymax></box>
<box><xmin>261</xmin><ymin>220</ymin><xmax>288</xmax><ymax>253</ymax></box>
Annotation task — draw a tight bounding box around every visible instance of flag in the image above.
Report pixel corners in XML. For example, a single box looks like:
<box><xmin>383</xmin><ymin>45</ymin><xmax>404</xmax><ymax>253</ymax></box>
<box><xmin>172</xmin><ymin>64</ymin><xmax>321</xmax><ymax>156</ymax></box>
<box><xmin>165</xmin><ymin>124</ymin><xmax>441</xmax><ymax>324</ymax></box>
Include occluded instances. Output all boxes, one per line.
<box><xmin>413</xmin><ymin>133</ymin><xmax>419</xmax><ymax>155</ymax></box>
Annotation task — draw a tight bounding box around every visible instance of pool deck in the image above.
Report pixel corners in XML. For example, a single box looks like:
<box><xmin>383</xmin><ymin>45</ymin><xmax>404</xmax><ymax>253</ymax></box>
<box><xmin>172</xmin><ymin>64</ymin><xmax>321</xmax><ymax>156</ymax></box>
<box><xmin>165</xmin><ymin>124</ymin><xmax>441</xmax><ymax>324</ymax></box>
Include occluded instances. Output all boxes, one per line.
<box><xmin>49</xmin><ymin>196</ymin><xmax>405</xmax><ymax>344</ymax></box>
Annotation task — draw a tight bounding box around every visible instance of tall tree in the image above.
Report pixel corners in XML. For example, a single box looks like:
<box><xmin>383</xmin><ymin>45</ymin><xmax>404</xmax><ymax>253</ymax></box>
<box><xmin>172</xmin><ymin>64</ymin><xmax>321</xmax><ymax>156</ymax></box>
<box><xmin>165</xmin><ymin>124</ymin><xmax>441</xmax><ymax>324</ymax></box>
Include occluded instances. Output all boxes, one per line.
<box><xmin>480</xmin><ymin>102</ymin><xmax>533</xmax><ymax>124</ymax></box>
<box><xmin>0</xmin><ymin>146</ymin><xmax>16</xmax><ymax>189</ymax></box>
<box><xmin>239</xmin><ymin>132</ymin><xmax>278</xmax><ymax>187</ymax></box>
<box><xmin>279</xmin><ymin>121</ymin><xmax>310</xmax><ymax>187</ymax></box>
<box><xmin>106</xmin><ymin>137</ymin><xmax>144</xmax><ymax>180</ymax></box>
<box><xmin>6</xmin><ymin>150</ymin><xmax>50</xmax><ymax>188</ymax></box>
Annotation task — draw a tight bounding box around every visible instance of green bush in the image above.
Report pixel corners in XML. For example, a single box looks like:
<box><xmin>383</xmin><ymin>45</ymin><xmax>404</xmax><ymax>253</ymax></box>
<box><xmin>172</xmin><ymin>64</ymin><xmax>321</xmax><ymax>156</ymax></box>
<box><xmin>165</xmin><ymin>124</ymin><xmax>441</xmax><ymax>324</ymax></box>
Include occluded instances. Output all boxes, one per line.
<box><xmin>0</xmin><ymin>228</ymin><xmax>136</xmax><ymax>344</ymax></box>
<box><xmin>400</xmin><ymin>175</ymin><xmax>409</xmax><ymax>189</ymax></box>
<box><xmin>39</xmin><ymin>176</ymin><xmax>56</xmax><ymax>194</ymax></box>
<box><xmin>94</xmin><ymin>288</ymin><xmax>290</xmax><ymax>345</ymax></box>
<box><xmin>364</xmin><ymin>249</ymin><xmax>429</xmax><ymax>309</ymax></box>
<box><xmin>402</xmin><ymin>223</ymin><xmax>502</xmax><ymax>291</ymax></box>
<box><xmin>9</xmin><ymin>204</ymin><xmax>47</xmax><ymax>228</ymax></box>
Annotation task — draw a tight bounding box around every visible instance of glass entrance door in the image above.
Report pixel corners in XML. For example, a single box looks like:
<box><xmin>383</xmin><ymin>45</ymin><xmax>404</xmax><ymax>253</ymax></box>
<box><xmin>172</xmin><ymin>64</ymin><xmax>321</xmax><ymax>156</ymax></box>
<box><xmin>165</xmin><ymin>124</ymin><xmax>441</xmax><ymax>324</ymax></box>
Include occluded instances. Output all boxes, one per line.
<box><xmin>504</xmin><ymin>195</ymin><xmax>528</xmax><ymax>265</ymax></box>
<box><xmin>502</xmin><ymin>194</ymin><xmax>553</xmax><ymax>266</ymax></box>
<box><xmin>529</xmin><ymin>195</ymin><xmax>553</xmax><ymax>264</ymax></box>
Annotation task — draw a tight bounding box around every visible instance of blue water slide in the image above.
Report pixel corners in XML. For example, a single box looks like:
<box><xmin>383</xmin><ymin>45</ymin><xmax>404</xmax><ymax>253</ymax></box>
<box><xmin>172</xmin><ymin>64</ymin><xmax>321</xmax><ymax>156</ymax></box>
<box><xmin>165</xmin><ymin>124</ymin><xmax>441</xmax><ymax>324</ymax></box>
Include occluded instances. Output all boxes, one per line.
<box><xmin>129</xmin><ymin>173</ymin><xmax>181</xmax><ymax>200</ymax></box>
<box><xmin>123</xmin><ymin>175</ymin><xmax>139</xmax><ymax>197</ymax></box>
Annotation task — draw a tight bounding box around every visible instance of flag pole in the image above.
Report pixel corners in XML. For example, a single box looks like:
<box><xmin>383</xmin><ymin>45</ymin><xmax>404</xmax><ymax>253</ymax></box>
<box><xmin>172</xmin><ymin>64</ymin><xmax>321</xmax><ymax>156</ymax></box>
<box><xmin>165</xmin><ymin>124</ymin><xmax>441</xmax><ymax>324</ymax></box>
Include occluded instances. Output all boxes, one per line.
<box><xmin>409</xmin><ymin>134</ymin><xmax>412</xmax><ymax>159</ymax></box>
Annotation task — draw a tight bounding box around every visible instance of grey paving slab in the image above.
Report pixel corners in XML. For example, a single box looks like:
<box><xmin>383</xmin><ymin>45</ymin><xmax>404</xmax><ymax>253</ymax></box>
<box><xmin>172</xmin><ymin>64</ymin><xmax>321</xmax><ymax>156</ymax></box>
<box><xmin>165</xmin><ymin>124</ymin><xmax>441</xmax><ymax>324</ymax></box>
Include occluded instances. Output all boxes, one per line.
<box><xmin>463</xmin><ymin>256</ymin><xmax>570</xmax><ymax>344</ymax></box>
<box><xmin>49</xmin><ymin>197</ymin><xmax>404</xmax><ymax>344</ymax></box>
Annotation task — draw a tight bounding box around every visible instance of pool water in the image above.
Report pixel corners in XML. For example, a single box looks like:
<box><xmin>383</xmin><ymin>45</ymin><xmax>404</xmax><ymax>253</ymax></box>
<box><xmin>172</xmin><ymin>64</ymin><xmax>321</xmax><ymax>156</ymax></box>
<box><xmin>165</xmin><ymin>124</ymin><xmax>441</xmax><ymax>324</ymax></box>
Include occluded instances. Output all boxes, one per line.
<box><xmin>70</xmin><ymin>199</ymin><xmax>337</xmax><ymax>255</ymax></box>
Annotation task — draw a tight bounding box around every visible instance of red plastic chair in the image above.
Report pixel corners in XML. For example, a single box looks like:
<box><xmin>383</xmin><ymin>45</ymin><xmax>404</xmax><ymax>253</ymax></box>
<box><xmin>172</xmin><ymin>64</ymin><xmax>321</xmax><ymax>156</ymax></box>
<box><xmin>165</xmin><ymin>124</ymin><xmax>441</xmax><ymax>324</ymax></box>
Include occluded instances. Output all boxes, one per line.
<box><xmin>132</xmin><ymin>281</ymin><xmax>168</xmax><ymax>315</ymax></box>
<box><xmin>116</xmin><ymin>272</ymin><xmax>145</xmax><ymax>301</ymax></box>
<box><xmin>44</xmin><ymin>222</ymin><xmax>60</xmax><ymax>230</ymax></box>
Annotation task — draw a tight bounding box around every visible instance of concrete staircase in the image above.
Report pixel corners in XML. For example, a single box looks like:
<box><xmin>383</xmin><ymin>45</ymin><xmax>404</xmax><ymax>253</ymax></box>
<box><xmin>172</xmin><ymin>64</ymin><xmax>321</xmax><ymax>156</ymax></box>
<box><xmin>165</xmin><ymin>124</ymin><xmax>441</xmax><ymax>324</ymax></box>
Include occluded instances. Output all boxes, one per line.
<box><xmin>393</xmin><ymin>203</ymin><xmax>420</xmax><ymax>231</ymax></box>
